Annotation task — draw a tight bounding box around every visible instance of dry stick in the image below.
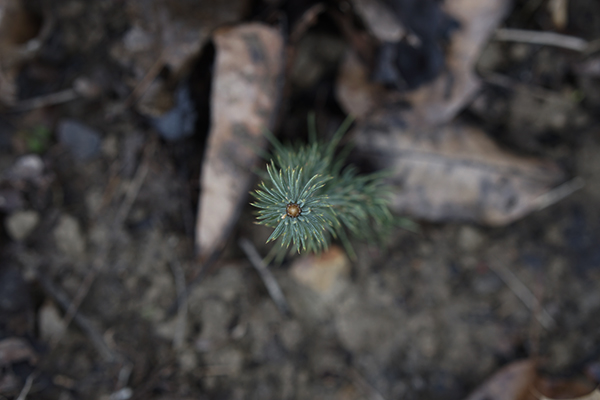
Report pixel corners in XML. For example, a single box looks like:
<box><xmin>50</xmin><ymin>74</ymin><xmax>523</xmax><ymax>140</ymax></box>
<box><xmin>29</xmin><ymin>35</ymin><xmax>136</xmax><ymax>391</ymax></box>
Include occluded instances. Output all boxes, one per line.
<box><xmin>38</xmin><ymin>271</ymin><xmax>119</xmax><ymax>362</ymax></box>
<box><xmin>169</xmin><ymin>260</ymin><xmax>188</xmax><ymax>351</ymax></box>
<box><xmin>350</xmin><ymin>368</ymin><xmax>388</xmax><ymax>400</ymax></box>
<box><xmin>272</xmin><ymin>3</ymin><xmax>325</xmax><ymax>134</ymax></box>
<box><xmin>533</xmin><ymin>177</ymin><xmax>585</xmax><ymax>211</ymax></box>
<box><xmin>529</xmin><ymin>270</ymin><xmax>545</xmax><ymax>361</ymax></box>
<box><xmin>56</xmin><ymin>139</ymin><xmax>154</xmax><ymax>352</ymax></box>
<box><xmin>480</xmin><ymin>70</ymin><xmax>570</xmax><ymax>101</ymax></box>
<box><xmin>239</xmin><ymin>238</ymin><xmax>291</xmax><ymax>317</ymax></box>
<box><xmin>11</xmin><ymin>88</ymin><xmax>79</xmax><ymax>112</ymax></box>
<box><xmin>105</xmin><ymin>52</ymin><xmax>165</xmax><ymax>121</ymax></box>
<box><xmin>15</xmin><ymin>372</ymin><xmax>36</xmax><ymax>400</ymax></box>
<box><xmin>165</xmin><ymin>249</ymin><xmax>222</xmax><ymax>318</ymax></box>
<box><xmin>123</xmin><ymin>53</ymin><xmax>166</xmax><ymax>109</ymax></box>
<box><xmin>290</xmin><ymin>3</ymin><xmax>325</xmax><ymax>44</ymax></box>
<box><xmin>488</xmin><ymin>262</ymin><xmax>555</xmax><ymax>330</ymax></box>
<box><xmin>494</xmin><ymin>28</ymin><xmax>588</xmax><ymax>52</ymax></box>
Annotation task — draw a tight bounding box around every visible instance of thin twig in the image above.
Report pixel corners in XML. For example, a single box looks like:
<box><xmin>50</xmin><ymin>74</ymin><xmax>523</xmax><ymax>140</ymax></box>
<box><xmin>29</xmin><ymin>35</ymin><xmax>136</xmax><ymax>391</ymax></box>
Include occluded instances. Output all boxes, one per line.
<box><xmin>169</xmin><ymin>260</ymin><xmax>188</xmax><ymax>351</ymax></box>
<box><xmin>480</xmin><ymin>70</ymin><xmax>571</xmax><ymax>101</ymax></box>
<box><xmin>272</xmin><ymin>3</ymin><xmax>324</xmax><ymax>135</ymax></box>
<box><xmin>165</xmin><ymin>250</ymin><xmax>221</xmax><ymax>318</ymax></box>
<box><xmin>488</xmin><ymin>262</ymin><xmax>555</xmax><ymax>329</ymax></box>
<box><xmin>114</xmin><ymin>146</ymin><xmax>152</xmax><ymax>224</ymax></box>
<box><xmin>494</xmin><ymin>28</ymin><xmax>588</xmax><ymax>52</ymax></box>
<box><xmin>37</xmin><ymin>271</ymin><xmax>119</xmax><ymax>362</ymax></box>
<box><xmin>290</xmin><ymin>3</ymin><xmax>325</xmax><ymax>43</ymax></box>
<box><xmin>11</xmin><ymin>88</ymin><xmax>79</xmax><ymax>112</ymax></box>
<box><xmin>123</xmin><ymin>53</ymin><xmax>166</xmax><ymax>109</ymax></box>
<box><xmin>350</xmin><ymin>368</ymin><xmax>388</xmax><ymax>400</ymax></box>
<box><xmin>107</xmin><ymin>52</ymin><xmax>166</xmax><ymax>120</ymax></box>
<box><xmin>239</xmin><ymin>238</ymin><xmax>291</xmax><ymax>316</ymax></box>
<box><xmin>16</xmin><ymin>373</ymin><xmax>36</xmax><ymax>400</ymax></box>
<box><xmin>59</xmin><ymin>139</ymin><xmax>155</xmax><ymax>346</ymax></box>
<box><xmin>533</xmin><ymin>177</ymin><xmax>585</xmax><ymax>211</ymax></box>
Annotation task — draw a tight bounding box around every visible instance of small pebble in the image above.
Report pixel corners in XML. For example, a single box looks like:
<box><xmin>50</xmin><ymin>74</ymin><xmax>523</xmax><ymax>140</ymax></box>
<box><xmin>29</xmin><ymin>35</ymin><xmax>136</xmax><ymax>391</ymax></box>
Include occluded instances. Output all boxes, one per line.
<box><xmin>10</xmin><ymin>154</ymin><xmax>44</xmax><ymax>181</ymax></box>
<box><xmin>57</xmin><ymin>119</ymin><xmax>102</xmax><ymax>160</ymax></box>
<box><xmin>53</xmin><ymin>214</ymin><xmax>86</xmax><ymax>260</ymax></box>
<box><xmin>38</xmin><ymin>300</ymin><xmax>67</xmax><ymax>342</ymax></box>
<box><xmin>458</xmin><ymin>226</ymin><xmax>484</xmax><ymax>252</ymax></box>
<box><xmin>5</xmin><ymin>210</ymin><xmax>39</xmax><ymax>241</ymax></box>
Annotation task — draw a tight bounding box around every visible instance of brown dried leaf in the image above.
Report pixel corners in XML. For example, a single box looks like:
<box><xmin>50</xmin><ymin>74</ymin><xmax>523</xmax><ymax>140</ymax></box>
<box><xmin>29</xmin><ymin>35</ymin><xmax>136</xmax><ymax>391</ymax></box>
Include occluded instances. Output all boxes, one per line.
<box><xmin>355</xmin><ymin>115</ymin><xmax>565</xmax><ymax>225</ymax></box>
<box><xmin>405</xmin><ymin>0</ymin><xmax>511</xmax><ymax>126</ymax></box>
<box><xmin>0</xmin><ymin>337</ymin><xmax>37</xmax><ymax>366</ymax></box>
<box><xmin>463</xmin><ymin>359</ymin><xmax>536</xmax><ymax>400</ymax></box>
<box><xmin>540</xmin><ymin>389</ymin><xmax>600</xmax><ymax>400</ymax></box>
<box><xmin>534</xmin><ymin>376</ymin><xmax>599</xmax><ymax>400</ymax></box>
<box><xmin>336</xmin><ymin>50</ymin><xmax>392</xmax><ymax>120</ymax></box>
<box><xmin>349</xmin><ymin>0</ymin><xmax>406</xmax><ymax>42</ymax></box>
<box><xmin>337</xmin><ymin>0</ymin><xmax>510</xmax><ymax>126</ymax></box>
<box><xmin>196</xmin><ymin>23</ymin><xmax>284</xmax><ymax>259</ymax></box>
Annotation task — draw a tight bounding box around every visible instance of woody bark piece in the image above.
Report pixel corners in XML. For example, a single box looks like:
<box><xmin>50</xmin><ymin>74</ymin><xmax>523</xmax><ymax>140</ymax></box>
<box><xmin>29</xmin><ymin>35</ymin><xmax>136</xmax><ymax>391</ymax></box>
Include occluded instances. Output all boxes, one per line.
<box><xmin>196</xmin><ymin>23</ymin><xmax>284</xmax><ymax>259</ymax></box>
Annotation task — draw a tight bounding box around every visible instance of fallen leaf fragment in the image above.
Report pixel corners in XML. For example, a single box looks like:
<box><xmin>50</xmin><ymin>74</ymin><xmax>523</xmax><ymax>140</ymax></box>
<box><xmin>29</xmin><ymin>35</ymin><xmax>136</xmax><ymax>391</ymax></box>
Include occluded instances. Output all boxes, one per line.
<box><xmin>349</xmin><ymin>0</ymin><xmax>405</xmax><ymax>42</ymax></box>
<box><xmin>535</xmin><ymin>375</ymin><xmax>598</xmax><ymax>400</ymax></box>
<box><xmin>539</xmin><ymin>389</ymin><xmax>600</xmax><ymax>400</ymax></box>
<box><xmin>463</xmin><ymin>359</ymin><xmax>535</xmax><ymax>400</ymax></box>
<box><xmin>196</xmin><ymin>23</ymin><xmax>284</xmax><ymax>258</ymax></box>
<box><xmin>0</xmin><ymin>337</ymin><xmax>37</xmax><ymax>366</ymax></box>
<box><xmin>405</xmin><ymin>0</ymin><xmax>511</xmax><ymax>126</ymax></box>
<box><xmin>337</xmin><ymin>0</ymin><xmax>510</xmax><ymax>126</ymax></box>
<box><xmin>354</xmin><ymin>115</ymin><xmax>565</xmax><ymax>225</ymax></box>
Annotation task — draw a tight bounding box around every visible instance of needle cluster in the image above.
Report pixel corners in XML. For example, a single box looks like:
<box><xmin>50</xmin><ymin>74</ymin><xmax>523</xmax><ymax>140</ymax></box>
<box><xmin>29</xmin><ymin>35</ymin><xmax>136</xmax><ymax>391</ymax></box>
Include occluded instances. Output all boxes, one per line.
<box><xmin>251</xmin><ymin>116</ymin><xmax>393</xmax><ymax>258</ymax></box>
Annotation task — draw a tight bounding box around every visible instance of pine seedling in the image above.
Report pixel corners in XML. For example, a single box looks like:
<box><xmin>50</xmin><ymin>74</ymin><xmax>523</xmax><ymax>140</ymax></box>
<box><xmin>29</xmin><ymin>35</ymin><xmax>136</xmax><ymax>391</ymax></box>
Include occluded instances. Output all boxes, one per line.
<box><xmin>251</xmin><ymin>115</ymin><xmax>394</xmax><ymax>259</ymax></box>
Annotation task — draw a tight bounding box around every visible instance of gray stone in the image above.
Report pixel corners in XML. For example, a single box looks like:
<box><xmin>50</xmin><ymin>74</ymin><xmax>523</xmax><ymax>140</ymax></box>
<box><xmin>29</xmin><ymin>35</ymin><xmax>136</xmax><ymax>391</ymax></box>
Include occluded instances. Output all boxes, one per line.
<box><xmin>38</xmin><ymin>300</ymin><xmax>67</xmax><ymax>342</ymax></box>
<box><xmin>457</xmin><ymin>226</ymin><xmax>484</xmax><ymax>252</ymax></box>
<box><xmin>53</xmin><ymin>214</ymin><xmax>86</xmax><ymax>260</ymax></box>
<box><xmin>10</xmin><ymin>155</ymin><xmax>44</xmax><ymax>181</ymax></box>
<box><xmin>5</xmin><ymin>210</ymin><xmax>39</xmax><ymax>241</ymax></box>
<box><xmin>57</xmin><ymin>119</ymin><xmax>102</xmax><ymax>160</ymax></box>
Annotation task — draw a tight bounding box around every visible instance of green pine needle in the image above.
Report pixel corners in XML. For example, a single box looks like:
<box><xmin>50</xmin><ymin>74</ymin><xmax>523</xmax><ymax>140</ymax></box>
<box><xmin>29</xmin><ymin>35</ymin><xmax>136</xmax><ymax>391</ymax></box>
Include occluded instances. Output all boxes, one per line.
<box><xmin>251</xmin><ymin>115</ymin><xmax>393</xmax><ymax>258</ymax></box>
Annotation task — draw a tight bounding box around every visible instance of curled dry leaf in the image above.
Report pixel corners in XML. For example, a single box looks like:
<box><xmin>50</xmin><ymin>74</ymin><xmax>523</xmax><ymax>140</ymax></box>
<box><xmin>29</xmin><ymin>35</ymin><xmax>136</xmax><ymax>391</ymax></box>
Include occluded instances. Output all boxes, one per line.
<box><xmin>354</xmin><ymin>115</ymin><xmax>565</xmax><ymax>225</ymax></box>
<box><xmin>405</xmin><ymin>0</ymin><xmax>511</xmax><ymax>126</ymax></box>
<box><xmin>0</xmin><ymin>337</ymin><xmax>37</xmax><ymax>366</ymax></box>
<box><xmin>463</xmin><ymin>359</ymin><xmax>535</xmax><ymax>400</ymax></box>
<box><xmin>539</xmin><ymin>389</ymin><xmax>600</xmax><ymax>400</ymax></box>
<box><xmin>340</xmin><ymin>0</ymin><xmax>568</xmax><ymax>225</ymax></box>
<box><xmin>337</xmin><ymin>0</ymin><xmax>510</xmax><ymax>127</ymax></box>
<box><xmin>349</xmin><ymin>0</ymin><xmax>406</xmax><ymax>42</ymax></box>
<box><xmin>535</xmin><ymin>375</ymin><xmax>599</xmax><ymax>400</ymax></box>
<box><xmin>196</xmin><ymin>23</ymin><xmax>284</xmax><ymax>259</ymax></box>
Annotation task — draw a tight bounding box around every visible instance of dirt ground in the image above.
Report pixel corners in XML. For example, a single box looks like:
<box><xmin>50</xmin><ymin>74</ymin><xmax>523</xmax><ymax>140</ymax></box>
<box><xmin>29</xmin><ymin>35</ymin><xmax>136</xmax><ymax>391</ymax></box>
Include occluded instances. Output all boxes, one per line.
<box><xmin>1</xmin><ymin>0</ymin><xmax>600</xmax><ymax>399</ymax></box>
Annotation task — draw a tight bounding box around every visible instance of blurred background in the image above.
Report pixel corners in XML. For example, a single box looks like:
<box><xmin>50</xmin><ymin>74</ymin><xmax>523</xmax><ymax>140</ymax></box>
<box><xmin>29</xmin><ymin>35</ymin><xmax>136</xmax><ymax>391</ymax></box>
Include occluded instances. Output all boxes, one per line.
<box><xmin>0</xmin><ymin>0</ymin><xmax>600</xmax><ymax>399</ymax></box>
